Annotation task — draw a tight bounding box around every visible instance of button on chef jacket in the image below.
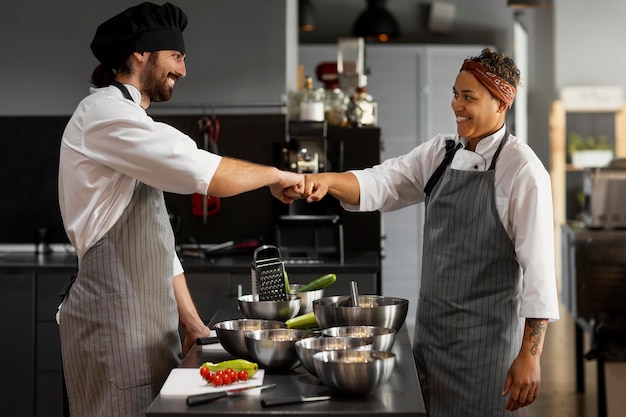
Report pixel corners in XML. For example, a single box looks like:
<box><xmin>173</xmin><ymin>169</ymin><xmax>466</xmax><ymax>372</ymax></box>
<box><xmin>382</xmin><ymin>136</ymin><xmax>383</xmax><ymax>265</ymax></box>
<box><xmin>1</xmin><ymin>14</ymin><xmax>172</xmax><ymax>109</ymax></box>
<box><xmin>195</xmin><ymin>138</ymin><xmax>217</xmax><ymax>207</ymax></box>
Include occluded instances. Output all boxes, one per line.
<box><xmin>345</xmin><ymin>127</ymin><xmax>560</xmax><ymax>321</ymax></box>
<box><xmin>59</xmin><ymin>83</ymin><xmax>222</xmax><ymax>274</ymax></box>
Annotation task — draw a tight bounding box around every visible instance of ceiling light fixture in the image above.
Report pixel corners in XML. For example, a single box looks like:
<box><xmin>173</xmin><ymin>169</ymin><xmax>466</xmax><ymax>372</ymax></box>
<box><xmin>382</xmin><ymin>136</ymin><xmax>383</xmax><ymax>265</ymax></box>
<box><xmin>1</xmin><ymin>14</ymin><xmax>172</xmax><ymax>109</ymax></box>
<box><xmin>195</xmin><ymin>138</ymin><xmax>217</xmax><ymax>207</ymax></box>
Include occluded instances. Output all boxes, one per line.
<box><xmin>507</xmin><ymin>0</ymin><xmax>552</xmax><ymax>8</ymax></box>
<box><xmin>299</xmin><ymin>0</ymin><xmax>316</xmax><ymax>32</ymax></box>
<box><xmin>352</xmin><ymin>0</ymin><xmax>401</xmax><ymax>42</ymax></box>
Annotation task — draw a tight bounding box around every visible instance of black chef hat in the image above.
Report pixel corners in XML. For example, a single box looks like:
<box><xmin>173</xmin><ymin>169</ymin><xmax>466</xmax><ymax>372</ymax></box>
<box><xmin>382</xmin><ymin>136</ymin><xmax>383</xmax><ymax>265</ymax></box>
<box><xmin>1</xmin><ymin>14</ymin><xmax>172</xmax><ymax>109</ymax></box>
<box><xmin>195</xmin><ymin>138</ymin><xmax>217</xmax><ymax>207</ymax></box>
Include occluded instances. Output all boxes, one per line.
<box><xmin>90</xmin><ymin>2</ymin><xmax>187</xmax><ymax>68</ymax></box>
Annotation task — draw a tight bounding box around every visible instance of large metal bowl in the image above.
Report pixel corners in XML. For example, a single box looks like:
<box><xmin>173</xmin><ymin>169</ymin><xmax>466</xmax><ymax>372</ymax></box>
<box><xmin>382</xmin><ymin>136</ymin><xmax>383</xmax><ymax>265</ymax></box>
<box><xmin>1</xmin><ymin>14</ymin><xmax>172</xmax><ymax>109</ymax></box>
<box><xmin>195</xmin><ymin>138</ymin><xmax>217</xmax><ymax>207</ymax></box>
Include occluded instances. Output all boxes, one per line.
<box><xmin>289</xmin><ymin>283</ymin><xmax>325</xmax><ymax>315</ymax></box>
<box><xmin>295</xmin><ymin>336</ymin><xmax>373</xmax><ymax>376</ymax></box>
<box><xmin>313</xmin><ymin>350</ymin><xmax>396</xmax><ymax>395</ymax></box>
<box><xmin>244</xmin><ymin>328</ymin><xmax>314</xmax><ymax>370</ymax></box>
<box><xmin>313</xmin><ymin>295</ymin><xmax>409</xmax><ymax>331</ymax></box>
<box><xmin>213</xmin><ymin>319</ymin><xmax>287</xmax><ymax>359</ymax></box>
<box><xmin>321</xmin><ymin>325</ymin><xmax>396</xmax><ymax>352</ymax></box>
<box><xmin>238</xmin><ymin>294</ymin><xmax>301</xmax><ymax>321</ymax></box>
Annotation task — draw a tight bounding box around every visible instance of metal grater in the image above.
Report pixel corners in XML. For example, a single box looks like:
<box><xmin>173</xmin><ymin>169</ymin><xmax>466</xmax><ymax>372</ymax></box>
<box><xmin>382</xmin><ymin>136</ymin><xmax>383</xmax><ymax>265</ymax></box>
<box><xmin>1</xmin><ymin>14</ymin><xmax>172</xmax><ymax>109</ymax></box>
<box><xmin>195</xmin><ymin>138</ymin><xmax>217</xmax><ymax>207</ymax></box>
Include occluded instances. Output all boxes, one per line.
<box><xmin>251</xmin><ymin>245</ymin><xmax>289</xmax><ymax>301</ymax></box>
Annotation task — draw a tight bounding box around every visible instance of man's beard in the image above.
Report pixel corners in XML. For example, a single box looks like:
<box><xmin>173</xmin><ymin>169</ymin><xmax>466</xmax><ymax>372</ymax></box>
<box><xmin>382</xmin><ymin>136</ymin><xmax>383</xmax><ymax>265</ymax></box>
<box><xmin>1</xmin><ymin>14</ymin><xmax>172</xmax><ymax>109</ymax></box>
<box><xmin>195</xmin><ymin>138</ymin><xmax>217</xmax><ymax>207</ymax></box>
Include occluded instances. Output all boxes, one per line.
<box><xmin>141</xmin><ymin>54</ymin><xmax>174</xmax><ymax>103</ymax></box>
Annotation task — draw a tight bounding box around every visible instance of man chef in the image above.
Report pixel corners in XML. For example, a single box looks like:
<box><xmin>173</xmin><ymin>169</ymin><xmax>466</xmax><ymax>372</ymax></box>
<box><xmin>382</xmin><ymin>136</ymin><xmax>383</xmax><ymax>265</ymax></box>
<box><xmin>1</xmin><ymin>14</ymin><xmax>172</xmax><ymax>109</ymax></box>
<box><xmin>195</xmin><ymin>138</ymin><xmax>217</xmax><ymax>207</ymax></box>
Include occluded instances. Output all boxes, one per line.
<box><xmin>57</xmin><ymin>2</ymin><xmax>304</xmax><ymax>416</ymax></box>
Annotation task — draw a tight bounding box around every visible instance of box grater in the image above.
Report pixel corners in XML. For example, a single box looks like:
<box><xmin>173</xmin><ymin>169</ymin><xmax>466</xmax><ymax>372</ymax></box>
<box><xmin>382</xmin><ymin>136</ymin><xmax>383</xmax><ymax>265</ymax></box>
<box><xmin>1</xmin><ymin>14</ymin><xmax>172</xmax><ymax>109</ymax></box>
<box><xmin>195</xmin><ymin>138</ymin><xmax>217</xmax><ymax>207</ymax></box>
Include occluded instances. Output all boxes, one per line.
<box><xmin>251</xmin><ymin>245</ymin><xmax>289</xmax><ymax>301</ymax></box>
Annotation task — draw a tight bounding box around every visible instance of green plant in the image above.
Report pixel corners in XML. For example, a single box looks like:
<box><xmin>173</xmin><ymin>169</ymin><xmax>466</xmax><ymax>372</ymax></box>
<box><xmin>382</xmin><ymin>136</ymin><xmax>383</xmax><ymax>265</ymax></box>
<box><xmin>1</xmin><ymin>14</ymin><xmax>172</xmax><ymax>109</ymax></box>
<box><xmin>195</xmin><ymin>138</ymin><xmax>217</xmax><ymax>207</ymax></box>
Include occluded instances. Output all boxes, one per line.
<box><xmin>567</xmin><ymin>132</ymin><xmax>612</xmax><ymax>157</ymax></box>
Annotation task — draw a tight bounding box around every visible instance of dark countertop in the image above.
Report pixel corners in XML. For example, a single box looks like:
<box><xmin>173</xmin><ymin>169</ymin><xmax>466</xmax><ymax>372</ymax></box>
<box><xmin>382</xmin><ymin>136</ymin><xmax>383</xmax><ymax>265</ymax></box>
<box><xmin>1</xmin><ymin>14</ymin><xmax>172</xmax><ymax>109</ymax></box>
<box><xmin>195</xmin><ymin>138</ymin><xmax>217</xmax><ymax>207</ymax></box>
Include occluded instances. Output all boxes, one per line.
<box><xmin>146</xmin><ymin>309</ymin><xmax>426</xmax><ymax>417</ymax></box>
<box><xmin>0</xmin><ymin>249</ymin><xmax>379</xmax><ymax>274</ymax></box>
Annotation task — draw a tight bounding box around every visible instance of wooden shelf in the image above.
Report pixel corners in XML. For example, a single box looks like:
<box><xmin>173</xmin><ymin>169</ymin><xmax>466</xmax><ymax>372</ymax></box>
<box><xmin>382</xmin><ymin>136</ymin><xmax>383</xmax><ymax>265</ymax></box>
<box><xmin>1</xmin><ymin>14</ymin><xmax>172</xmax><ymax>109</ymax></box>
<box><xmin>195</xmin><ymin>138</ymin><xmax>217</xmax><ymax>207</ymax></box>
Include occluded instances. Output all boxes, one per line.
<box><xmin>549</xmin><ymin>100</ymin><xmax>626</xmax><ymax>280</ymax></box>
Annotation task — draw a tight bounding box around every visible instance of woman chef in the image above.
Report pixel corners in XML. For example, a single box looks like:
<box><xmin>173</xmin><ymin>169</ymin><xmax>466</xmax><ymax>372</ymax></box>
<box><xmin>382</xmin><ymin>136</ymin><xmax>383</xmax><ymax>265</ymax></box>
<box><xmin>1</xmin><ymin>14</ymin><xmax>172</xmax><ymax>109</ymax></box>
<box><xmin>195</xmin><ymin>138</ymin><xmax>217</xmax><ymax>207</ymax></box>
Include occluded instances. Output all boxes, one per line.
<box><xmin>57</xmin><ymin>3</ymin><xmax>304</xmax><ymax>417</ymax></box>
<box><xmin>297</xmin><ymin>48</ymin><xmax>560</xmax><ymax>416</ymax></box>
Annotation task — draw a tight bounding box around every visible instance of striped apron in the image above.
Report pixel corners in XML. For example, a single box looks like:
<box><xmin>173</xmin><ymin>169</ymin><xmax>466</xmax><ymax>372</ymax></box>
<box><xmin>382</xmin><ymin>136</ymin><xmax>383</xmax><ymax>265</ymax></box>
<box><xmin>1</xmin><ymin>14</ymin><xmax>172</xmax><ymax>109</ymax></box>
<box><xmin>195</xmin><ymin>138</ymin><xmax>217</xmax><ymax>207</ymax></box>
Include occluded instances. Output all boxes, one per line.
<box><xmin>413</xmin><ymin>135</ymin><xmax>526</xmax><ymax>417</ymax></box>
<box><xmin>59</xmin><ymin>182</ymin><xmax>181</xmax><ymax>417</ymax></box>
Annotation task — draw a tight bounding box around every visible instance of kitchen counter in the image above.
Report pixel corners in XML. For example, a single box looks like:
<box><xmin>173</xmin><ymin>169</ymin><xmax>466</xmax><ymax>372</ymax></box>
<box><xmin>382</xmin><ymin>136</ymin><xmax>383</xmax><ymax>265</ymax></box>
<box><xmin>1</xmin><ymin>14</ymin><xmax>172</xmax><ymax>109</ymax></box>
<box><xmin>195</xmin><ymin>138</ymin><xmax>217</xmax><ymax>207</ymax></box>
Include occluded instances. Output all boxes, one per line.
<box><xmin>0</xmin><ymin>248</ymin><xmax>379</xmax><ymax>275</ymax></box>
<box><xmin>146</xmin><ymin>309</ymin><xmax>426</xmax><ymax>417</ymax></box>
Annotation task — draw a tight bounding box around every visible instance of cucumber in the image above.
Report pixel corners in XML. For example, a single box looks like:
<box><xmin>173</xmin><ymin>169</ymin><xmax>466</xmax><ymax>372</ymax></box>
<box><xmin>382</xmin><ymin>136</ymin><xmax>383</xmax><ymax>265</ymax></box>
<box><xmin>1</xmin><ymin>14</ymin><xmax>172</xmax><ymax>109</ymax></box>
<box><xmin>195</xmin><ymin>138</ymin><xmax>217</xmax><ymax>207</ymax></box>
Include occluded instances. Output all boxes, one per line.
<box><xmin>296</xmin><ymin>273</ymin><xmax>336</xmax><ymax>292</ymax></box>
<box><xmin>286</xmin><ymin>311</ymin><xmax>318</xmax><ymax>329</ymax></box>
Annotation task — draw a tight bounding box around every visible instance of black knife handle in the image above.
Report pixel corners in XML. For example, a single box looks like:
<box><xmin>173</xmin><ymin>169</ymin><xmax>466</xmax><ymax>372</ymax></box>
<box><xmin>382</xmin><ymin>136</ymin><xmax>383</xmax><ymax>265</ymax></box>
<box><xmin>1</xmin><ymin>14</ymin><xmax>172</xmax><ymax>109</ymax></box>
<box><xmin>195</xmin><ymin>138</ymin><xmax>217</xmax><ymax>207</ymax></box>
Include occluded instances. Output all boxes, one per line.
<box><xmin>186</xmin><ymin>391</ymin><xmax>228</xmax><ymax>406</ymax></box>
<box><xmin>195</xmin><ymin>336</ymin><xmax>219</xmax><ymax>345</ymax></box>
<box><xmin>260</xmin><ymin>396</ymin><xmax>304</xmax><ymax>407</ymax></box>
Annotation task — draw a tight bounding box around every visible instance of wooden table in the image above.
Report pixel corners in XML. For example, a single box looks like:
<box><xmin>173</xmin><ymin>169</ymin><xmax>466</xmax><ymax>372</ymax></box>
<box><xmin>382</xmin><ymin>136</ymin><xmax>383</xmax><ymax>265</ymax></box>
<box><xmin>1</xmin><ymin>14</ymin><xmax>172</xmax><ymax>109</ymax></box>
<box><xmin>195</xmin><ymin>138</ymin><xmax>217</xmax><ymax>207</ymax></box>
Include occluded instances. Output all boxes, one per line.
<box><xmin>146</xmin><ymin>309</ymin><xmax>426</xmax><ymax>417</ymax></box>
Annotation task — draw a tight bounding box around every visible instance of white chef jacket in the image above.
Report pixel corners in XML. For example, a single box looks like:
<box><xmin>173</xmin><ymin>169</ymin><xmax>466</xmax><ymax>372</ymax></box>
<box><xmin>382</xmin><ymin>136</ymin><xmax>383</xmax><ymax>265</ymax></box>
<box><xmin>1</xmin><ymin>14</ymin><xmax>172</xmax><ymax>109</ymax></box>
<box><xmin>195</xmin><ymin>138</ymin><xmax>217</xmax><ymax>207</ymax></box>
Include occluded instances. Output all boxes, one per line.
<box><xmin>59</xmin><ymin>83</ymin><xmax>222</xmax><ymax>275</ymax></box>
<box><xmin>346</xmin><ymin>126</ymin><xmax>560</xmax><ymax>321</ymax></box>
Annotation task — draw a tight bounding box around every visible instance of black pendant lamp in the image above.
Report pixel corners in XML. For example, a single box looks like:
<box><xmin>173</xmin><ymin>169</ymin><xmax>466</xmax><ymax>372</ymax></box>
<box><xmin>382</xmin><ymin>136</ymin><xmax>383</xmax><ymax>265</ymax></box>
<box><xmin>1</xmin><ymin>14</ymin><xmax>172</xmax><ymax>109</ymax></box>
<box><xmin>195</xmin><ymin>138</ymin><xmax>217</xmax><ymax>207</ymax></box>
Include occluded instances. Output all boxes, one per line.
<box><xmin>352</xmin><ymin>0</ymin><xmax>401</xmax><ymax>42</ymax></box>
<box><xmin>507</xmin><ymin>0</ymin><xmax>552</xmax><ymax>7</ymax></box>
<box><xmin>299</xmin><ymin>0</ymin><xmax>316</xmax><ymax>32</ymax></box>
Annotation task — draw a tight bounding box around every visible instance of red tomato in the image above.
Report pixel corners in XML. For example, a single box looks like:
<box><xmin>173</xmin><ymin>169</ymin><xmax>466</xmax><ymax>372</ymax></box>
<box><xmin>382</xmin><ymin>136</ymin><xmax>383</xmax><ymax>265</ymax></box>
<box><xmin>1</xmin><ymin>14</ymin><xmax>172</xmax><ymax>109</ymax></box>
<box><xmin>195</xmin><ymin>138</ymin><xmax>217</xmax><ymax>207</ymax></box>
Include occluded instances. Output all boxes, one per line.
<box><xmin>212</xmin><ymin>374</ymin><xmax>223</xmax><ymax>387</ymax></box>
<box><xmin>222</xmin><ymin>374</ymin><xmax>232</xmax><ymax>385</ymax></box>
<box><xmin>199</xmin><ymin>366</ymin><xmax>211</xmax><ymax>381</ymax></box>
<box><xmin>237</xmin><ymin>370</ymin><xmax>249</xmax><ymax>382</ymax></box>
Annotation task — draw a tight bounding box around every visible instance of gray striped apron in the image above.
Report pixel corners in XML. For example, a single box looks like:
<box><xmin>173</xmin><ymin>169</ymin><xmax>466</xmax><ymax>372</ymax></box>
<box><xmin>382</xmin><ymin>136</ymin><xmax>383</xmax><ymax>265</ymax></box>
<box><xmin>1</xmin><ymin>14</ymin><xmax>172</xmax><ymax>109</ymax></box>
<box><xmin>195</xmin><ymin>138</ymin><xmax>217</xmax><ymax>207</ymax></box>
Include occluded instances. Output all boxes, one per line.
<box><xmin>59</xmin><ymin>182</ymin><xmax>181</xmax><ymax>417</ymax></box>
<box><xmin>413</xmin><ymin>135</ymin><xmax>526</xmax><ymax>417</ymax></box>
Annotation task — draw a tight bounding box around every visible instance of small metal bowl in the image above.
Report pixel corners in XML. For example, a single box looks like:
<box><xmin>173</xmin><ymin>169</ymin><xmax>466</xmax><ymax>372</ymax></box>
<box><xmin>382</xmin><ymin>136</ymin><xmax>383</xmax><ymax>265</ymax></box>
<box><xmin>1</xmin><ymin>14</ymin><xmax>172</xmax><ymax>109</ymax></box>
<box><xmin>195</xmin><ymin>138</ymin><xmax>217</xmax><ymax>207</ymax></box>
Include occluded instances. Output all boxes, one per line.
<box><xmin>213</xmin><ymin>319</ymin><xmax>287</xmax><ymax>359</ymax></box>
<box><xmin>238</xmin><ymin>294</ymin><xmax>301</xmax><ymax>321</ymax></box>
<box><xmin>321</xmin><ymin>325</ymin><xmax>396</xmax><ymax>352</ymax></box>
<box><xmin>313</xmin><ymin>350</ymin><xmax>396</xmax><ymax>395</ymax></box>
<box><xmin>245</xmin><ymin>328</ymin><xmax>314</xmax><ymax>370</ymax></box>
<box><xmin>289</xmin><ymin>283</ymin><xmax>325</xmax><ymax>315</ymax></box>
<box><xmin>295</xmin><ymin>336</ymin><xmax>373</xmax><ymax>376</ymax></box>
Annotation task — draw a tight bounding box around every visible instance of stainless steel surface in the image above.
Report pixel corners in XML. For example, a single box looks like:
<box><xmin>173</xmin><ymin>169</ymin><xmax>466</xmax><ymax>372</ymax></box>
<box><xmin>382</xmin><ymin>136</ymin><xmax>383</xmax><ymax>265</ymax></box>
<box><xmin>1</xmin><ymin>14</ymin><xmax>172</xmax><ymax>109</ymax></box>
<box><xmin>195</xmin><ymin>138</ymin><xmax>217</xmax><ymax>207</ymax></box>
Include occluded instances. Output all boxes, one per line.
<box><xmin>238</xmin><ymin>294</ymin><xmax>301</xmax><ymax>321</ymax></box>
<box><xmin>313</xmin><ymin>350</ymin><xmax>396</xmax><ymax>396</ymax></box>
<box><xmin>313</xmin><ymin>295</ymin><xmax>409</xmax><ymax>331</ymax></box>
<box><xmin>350</xmin><ymin>280</ymin><xmax>360</xmax><ymax>306</ymax></box>
<box><xmin>321</xmin><ymin>325</ymin><xmax>396</xmax><ymax>352</ymax></box>
<box><xmin>295</xmin><ymin>336</ymin><xmax>373</xmax><ymax>376</ymax></box>
<box><xmin>213</xmin><ymin>319</ymin><xmax>287</xmax><ymax>358</ymax></box>
<box><xmin>289</xmin><ymin>283</ymin><xmax>324</xmax><ymax>315</ymax></box>
<box><xmin>244</xmin><ymin>328</ymin><xmax>314</xmax><ymax>370</ymax></box>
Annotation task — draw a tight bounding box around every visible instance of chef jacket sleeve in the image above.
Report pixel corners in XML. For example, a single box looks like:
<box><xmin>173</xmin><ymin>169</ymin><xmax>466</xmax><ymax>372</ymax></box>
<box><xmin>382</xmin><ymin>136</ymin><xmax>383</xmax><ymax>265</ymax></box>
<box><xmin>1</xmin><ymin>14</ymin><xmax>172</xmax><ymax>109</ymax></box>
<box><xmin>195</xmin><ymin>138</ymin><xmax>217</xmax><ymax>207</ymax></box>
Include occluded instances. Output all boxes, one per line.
<box><xmin>80</xmin><ymin>98</ymin><xmax>220</xmax><ymax>195</ymax></box>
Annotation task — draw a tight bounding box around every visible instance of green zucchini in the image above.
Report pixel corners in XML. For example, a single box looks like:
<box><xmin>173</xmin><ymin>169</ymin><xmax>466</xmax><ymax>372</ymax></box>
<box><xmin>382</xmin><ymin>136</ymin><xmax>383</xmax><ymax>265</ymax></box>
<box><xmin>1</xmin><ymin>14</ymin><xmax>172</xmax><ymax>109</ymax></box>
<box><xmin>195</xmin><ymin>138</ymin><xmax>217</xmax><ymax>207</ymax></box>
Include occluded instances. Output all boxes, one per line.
<box><xmin>296</xmin><ymin>273</ymin><xmax>336</xmax><ymax>292</ymax></box>
<box><xmin>286</xmin><ymin>311</ymin><xmax>318</xmax><ymax>329</ymax></box>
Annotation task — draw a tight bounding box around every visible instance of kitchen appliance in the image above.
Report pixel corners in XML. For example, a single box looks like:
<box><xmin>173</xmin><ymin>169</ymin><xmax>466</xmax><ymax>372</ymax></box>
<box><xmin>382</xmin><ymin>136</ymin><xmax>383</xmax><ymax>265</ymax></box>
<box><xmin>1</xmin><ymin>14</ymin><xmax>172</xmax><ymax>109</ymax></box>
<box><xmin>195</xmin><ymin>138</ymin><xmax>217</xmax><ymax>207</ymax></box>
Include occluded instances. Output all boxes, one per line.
<box><xmin>582</xmin><ymin>159</ymin><xmax>626</xmax><ymax>229</ymax></box>
<box><xmin>274</xmin><ymin>121</ymin><xmax>345</xmax><ymax>260</ymax></box>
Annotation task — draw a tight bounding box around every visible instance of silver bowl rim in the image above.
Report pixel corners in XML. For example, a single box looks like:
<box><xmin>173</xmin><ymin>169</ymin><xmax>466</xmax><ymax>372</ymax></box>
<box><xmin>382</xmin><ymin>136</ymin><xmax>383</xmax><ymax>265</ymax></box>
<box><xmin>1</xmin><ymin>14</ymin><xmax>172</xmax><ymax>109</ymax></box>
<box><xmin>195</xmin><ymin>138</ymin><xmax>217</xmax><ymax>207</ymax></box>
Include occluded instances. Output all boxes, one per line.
<box><xmin>320</xmin><ymin>325</ymin><xmax>397</xmax><ymax>337</ymax></box>
<box><xmin>214</xmin><ymin>318</ymin><xmax>288</xmax><ymax>330</ymax></box>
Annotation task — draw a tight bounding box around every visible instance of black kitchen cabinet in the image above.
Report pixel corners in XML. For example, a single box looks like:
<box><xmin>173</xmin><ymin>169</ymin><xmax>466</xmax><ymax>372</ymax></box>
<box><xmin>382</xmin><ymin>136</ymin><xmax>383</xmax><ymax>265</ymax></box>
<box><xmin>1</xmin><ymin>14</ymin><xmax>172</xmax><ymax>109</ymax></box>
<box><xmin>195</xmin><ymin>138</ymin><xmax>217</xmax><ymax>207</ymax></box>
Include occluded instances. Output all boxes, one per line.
<box><xmin>0</xmin><ymin>272</ymin><xmax>35</xmax><ymax>417</ymax></box>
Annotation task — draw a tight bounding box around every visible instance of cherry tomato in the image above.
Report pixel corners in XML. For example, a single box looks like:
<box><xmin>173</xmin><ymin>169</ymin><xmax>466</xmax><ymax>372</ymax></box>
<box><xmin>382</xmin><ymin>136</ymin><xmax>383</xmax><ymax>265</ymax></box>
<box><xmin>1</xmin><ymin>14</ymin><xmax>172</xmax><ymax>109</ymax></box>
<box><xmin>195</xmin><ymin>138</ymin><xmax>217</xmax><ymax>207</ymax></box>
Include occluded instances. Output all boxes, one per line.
<box><xmin>212</xmin><ymin>374</ymin><xmax>223</xmax><ymax>387</ymax></box>
<box><xmin>237</xmin><ymin>370</ymin><xmax>249</xmax><ymax>382</ymax></box>
<box><xmin>199</xmin><ymin>366</ymin><xmax>211</xmax><ymax>381</ymax></box>
<box><xmin>222</xmin><ymin>374</ymin><xmax>232</xmax><ymax>385</ymax></box>
<box><xmin>216</xmin><ymin>370</ymin><xmax>225</xmax><ymax>378</ymax></box>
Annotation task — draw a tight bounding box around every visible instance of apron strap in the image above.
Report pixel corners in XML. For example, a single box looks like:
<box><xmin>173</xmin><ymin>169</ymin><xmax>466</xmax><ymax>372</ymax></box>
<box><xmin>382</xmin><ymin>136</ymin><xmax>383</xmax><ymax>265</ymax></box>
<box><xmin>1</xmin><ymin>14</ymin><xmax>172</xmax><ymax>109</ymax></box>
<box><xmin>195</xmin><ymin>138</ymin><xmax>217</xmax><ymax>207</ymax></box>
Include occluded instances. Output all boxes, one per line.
<box><xmin>424</xmin><ymin>139</ymin><xmax>463</xmax><ymax>196</ymax></box>
<box><xmin>488</xmin><ymin>131</ymin><xmax>509</xmax><ymax>170</ymax></box>
<box><xmin>111</xmin><ymin>81</ymin><xmax>134</xmax><ymax>102</ymax></box>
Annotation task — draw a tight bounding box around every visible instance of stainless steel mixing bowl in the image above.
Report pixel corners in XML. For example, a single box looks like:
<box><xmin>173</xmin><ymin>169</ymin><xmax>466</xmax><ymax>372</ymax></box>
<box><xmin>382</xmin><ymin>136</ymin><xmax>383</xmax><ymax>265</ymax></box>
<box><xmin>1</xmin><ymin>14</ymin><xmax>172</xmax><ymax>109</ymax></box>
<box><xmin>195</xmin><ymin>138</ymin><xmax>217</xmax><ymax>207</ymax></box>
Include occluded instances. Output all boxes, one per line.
<box><xmin>321</xmin><ymin>325</ymin><xmax>396</xmax><ymax>352</ymax></box>
<box><xmin>313</xmin><ymin>350</ymin><xmax>396</xmax><ymax>395</ymax></box>
<box><xmin>313</xmin><ymin>295</ymin><xmax>409</xmax><ymax>331</ymax></box>
<box><xmin>213</xmin><ymin>319</ymin><xmax>287</xmax><ymax>358</ymax></box>
<box><xmin>289</xmin><ymin>283</ymin><xmax>325</xmax><ymax>315</ymax></box>
<box><xmin>244</xmin><ymin>328</ymin><xmax>314</xmax><ymax>370</ymax></box>
<box><xmin>238</xmin><ymin>294</ymin><xmax>301</xmax><ymax>321</ymax></box>
<box><xmin>295</xmin><ymin>336</ymin><xmax>373</xmax><ymax>376</ymax></box>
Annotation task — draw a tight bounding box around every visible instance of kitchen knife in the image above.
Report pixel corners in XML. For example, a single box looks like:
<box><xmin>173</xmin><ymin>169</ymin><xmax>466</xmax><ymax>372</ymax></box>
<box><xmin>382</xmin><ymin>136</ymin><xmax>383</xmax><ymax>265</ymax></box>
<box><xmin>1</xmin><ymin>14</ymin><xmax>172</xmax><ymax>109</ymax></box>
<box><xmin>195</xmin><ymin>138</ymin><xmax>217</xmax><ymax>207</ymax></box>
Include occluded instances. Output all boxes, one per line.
<box><xmin>186</xmin><ymin>383</ymin><xmax>276</xmax><ymax>407</ymax></box>
<box><xmin>260</xmin><ymin>395</ymin><xmax>331</xmax><ymax>407</ymax></box>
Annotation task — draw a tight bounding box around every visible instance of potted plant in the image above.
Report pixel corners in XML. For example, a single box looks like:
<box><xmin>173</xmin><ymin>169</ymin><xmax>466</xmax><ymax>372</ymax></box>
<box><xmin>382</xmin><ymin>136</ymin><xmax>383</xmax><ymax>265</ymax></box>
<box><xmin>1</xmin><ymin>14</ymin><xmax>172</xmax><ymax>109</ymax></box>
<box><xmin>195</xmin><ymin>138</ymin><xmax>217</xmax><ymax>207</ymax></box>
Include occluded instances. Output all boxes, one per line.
<box><xmin>567</xmin><ymin>132</ymin><xmax>614</xmax><ymax>168</ymax></box>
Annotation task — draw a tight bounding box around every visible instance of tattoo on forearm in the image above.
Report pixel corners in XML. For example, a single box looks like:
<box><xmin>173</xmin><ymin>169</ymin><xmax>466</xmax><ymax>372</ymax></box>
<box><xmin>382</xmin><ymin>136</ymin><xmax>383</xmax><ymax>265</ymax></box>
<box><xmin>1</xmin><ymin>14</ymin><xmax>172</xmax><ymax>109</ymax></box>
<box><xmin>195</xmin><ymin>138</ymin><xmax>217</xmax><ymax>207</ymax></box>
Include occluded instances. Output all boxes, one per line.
<box><xmin>527</xmin><ymin>318</ymin><xmax>547</xmax><ymax>356</ymax></box>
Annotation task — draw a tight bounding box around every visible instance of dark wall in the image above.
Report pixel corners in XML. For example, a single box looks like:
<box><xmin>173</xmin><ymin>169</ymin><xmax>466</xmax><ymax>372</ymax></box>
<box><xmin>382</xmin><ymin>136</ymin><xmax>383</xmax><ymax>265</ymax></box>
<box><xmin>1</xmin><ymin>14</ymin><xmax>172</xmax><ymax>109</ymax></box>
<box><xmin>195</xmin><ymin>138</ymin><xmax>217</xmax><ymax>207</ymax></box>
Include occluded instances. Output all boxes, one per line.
<box><xmin>0</xmin><ymin>115</ymin><xmax>381</xmax><ymax>254</ymax></box>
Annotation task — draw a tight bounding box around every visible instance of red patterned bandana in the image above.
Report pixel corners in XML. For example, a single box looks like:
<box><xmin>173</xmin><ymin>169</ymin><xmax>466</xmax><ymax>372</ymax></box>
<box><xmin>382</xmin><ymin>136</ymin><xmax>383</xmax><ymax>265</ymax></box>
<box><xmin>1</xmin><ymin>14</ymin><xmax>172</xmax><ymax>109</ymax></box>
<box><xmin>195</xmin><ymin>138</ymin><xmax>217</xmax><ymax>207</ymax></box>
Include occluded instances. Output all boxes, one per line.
<box><xmin>460</xmin><ymin>60</ymin><xmax>517</xmax><ymax>109</ymax></box>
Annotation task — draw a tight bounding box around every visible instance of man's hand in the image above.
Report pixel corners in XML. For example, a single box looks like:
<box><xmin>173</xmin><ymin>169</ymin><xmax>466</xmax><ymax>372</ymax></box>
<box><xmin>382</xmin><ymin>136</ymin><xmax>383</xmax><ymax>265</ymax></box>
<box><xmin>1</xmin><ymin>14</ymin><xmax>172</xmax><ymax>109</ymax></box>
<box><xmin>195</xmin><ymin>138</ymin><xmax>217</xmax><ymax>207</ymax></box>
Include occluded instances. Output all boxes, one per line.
<box><xmin>269</xmin><ymin>170</ymin><xmax>304</xmax><ymax>203</ymax></box>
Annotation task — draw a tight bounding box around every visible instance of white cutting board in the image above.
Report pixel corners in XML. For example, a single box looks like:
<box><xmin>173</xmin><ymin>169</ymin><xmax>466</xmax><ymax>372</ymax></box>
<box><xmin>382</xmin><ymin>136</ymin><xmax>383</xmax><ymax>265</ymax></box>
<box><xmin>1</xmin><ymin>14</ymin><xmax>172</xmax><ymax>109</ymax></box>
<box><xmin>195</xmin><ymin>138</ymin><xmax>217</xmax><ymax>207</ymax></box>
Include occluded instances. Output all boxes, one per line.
<box><xmin>160</xmin><ymin>368</ymin><xmax>265</xmax><ymax>397</ymax></box>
